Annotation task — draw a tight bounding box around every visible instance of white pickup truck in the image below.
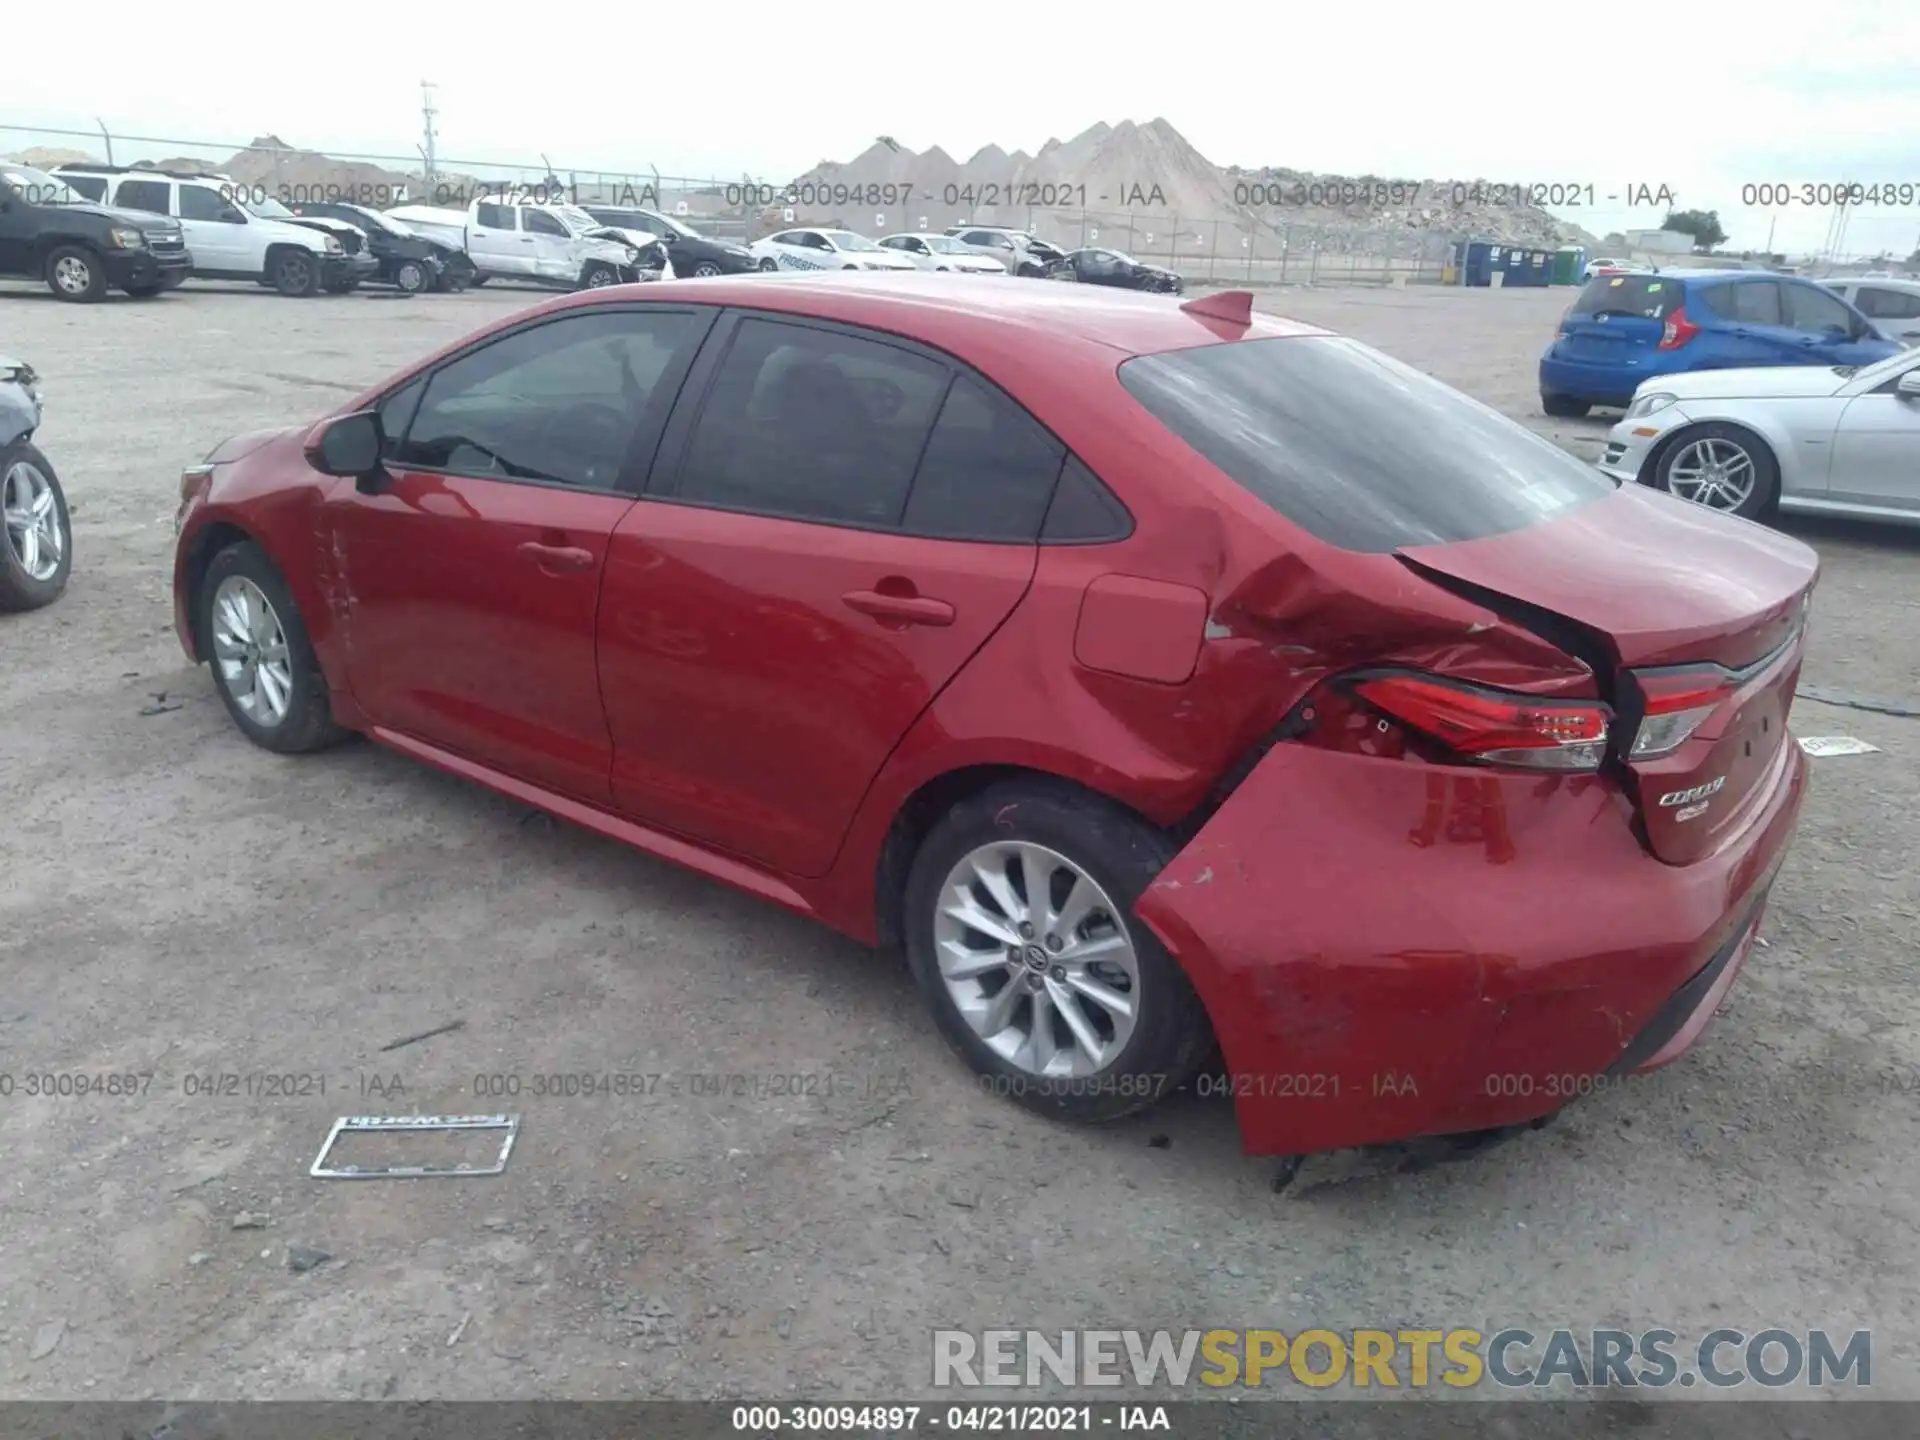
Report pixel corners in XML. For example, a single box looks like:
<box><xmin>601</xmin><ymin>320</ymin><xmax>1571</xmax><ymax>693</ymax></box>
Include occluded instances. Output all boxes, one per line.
<box><xmin>384</xmin><ymin>196</ymin><xmax>659</xmax><ymax>289</ymax></box>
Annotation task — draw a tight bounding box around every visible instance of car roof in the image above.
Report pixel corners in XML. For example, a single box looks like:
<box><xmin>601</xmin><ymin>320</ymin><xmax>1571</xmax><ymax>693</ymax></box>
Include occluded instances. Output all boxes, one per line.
<box><xmin>525</xmin><ymin>272</ymin><xmax>1325</xmax><ymax>362</ymax></box>
<box><xmin>1836</xmin><ymin>275</ymin><xmax>1920</xmax><ymax>290</ymax></box>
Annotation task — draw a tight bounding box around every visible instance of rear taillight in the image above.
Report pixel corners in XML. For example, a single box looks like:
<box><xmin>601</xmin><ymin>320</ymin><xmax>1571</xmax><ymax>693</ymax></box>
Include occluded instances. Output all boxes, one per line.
<box><xmin>1347</xmin><ymin>673</ymin><xmax>1611</xmax><ymax>771</ymax></box>
<box><xmin>1629</xmin><ymin>666</ymin><xmax>1732</xmax><ymax>759</ymax></box>
<box><xmin>1658</xmin><ymin>305</ymin><xmax>1700</xmax><ymax>351</ymax></box>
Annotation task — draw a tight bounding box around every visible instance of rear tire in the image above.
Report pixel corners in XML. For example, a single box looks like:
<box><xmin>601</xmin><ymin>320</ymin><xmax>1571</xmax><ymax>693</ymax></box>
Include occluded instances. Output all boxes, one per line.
<box><xmin>45</xmin><ymin>245</ymin><xmax>108</xmax><ymax>303</ymax></box>
<box><xmin>322</xmin><ymin>277</ymin><xmax>359</xmax><ymax>294</ymax></box>
<box><xmin>1655</xmin><ymin>423</ymin><xmax>1780</xmax><ymax>521</ymax></box>
<box><xmin>1541</xmin><ymin>393</ymin><xmax>1591</xmax><ymax>418</ymax></box>
<box><xmin>0</xmin><ymin>442</ymin><xmax>72</xmax><ymax>612</ymax></box>
<box><xmin>197</xmin><ymin>541</ymin><xmax>348</xmax><ymax>754</ymax></box>
<box><xmin>903</xmin><ymin>779</ymin><xmax>1212</xmax><ymax>1124</ymax></box>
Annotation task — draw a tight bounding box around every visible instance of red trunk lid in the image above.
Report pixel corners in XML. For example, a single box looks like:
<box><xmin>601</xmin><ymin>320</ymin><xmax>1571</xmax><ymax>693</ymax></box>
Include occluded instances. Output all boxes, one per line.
<box><xmin>1396</xmin><ymin>484</ymin><xmax>1818</xmax><ymax>864</ymax></box>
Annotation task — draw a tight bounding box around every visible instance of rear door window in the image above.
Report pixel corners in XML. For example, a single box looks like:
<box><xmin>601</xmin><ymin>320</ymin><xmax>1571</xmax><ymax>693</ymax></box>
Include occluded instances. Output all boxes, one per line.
<box><xmin>673</xmin><ymin>318</ymin><xmax>950</xmax><ymax>527</ymax></box>
<box><xmin>1727</xmin><ymin>281</ymin><xmax>1783</xmax><ymax>326</ymax></box>
<box><xmin>901</xmin><ymin>375</ymin><xmax>1065</xmax><ymax>542</ymax></box>
<box><xmin>61</xmin><ymin>173</ymin><xmax>108</xmax><ymax>201</ymax></box>
<box><xmin>1569</xmin><ymin>275</ymin><xmax>1682</xmax><ymax>320</ymax></box>
<box><xmin>114</xmin><ymin>179</ymin><xmax>171</xmax><ymax>215</ymax></box>
<box><xmin>1119</xmin><ymin>336</ymin><xmax>1613</xmax><ymax>553</ymax></box>
<box><xmin>1857</xmin><ymin>286</ymin><xmax>1920</xmax><ymax>320</ymax></box>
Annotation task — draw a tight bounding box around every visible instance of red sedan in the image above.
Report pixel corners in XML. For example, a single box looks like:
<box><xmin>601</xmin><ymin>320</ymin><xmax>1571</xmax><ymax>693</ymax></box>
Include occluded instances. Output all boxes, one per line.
<box><xmin>171</xmin><ymin>275</ymin><xmax>1813</xmax><ymax>1161</ymax></box>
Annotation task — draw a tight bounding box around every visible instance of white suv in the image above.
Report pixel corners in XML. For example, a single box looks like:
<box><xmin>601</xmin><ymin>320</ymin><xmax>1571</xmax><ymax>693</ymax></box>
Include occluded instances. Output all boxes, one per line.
<box><xmin>57</xmin><ymin>166</ymin><xmax>356</xmax><ymax>296</ymax></box>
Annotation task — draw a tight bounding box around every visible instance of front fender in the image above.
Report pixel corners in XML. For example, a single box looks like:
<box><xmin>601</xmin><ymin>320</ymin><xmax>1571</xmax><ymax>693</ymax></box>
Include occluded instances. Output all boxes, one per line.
<box><xmin>0</xmin><ymin>385</ymin><xmax>37</xmax><ymax>449</ymax></box>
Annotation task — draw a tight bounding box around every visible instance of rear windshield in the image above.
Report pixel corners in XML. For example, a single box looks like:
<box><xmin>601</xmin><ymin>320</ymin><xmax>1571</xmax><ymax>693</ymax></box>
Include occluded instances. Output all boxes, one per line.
<box><xmin>1118</xmin><ymin>336</ymin><xmax>1614</xmax><ymax>553</ymax></box>
<box><xmin>1571</xmin><ymin>274</ymin><xmax>1684</xmax><ymax>321</ymax></box>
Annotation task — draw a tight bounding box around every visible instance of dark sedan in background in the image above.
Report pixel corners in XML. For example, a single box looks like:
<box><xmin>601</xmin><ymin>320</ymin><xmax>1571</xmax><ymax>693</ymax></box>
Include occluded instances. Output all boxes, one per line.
<box><xmin>291</xmin><ymin>202</ymin><xmax>475</xmax><ymax>293</ymax></box>
<box><xmin>1045</xmin><ymin>247</ymin><xmax>1184</xmax><ymax>293</ymax></box>
<box><xmin>581</xmin><ymin>206</ymin><xmax>759</xmax><ymax>277</ymax></box>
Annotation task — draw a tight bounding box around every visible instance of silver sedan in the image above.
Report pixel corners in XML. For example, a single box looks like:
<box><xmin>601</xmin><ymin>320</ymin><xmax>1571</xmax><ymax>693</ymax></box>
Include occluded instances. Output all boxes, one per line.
<box><xmin>1597</xmin><ymin>347</ymin><xmax>1920</xmax><ymax>527</ymax></box>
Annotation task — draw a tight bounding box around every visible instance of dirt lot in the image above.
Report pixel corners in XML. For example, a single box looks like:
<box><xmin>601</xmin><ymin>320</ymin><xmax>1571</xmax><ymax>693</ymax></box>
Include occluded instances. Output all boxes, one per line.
<box><xmin>1</xmin><ymin>276</ymin><xmax>1916</xmax><ymax>1405</ymax></box>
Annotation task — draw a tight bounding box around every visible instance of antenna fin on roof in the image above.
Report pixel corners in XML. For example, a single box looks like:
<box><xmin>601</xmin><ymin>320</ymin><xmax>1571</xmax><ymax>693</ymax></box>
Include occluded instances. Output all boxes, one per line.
<box><xmin>1179</xmin><ymin>290</ymin><xmax>1253</xmax><ymax>325</ymax></box>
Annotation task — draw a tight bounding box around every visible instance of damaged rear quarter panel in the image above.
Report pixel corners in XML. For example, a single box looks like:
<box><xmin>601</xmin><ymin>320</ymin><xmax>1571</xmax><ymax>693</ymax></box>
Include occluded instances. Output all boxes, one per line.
<box><xmin>1131</xmin><ymin>744</ymin><xmax>1778</xmax><ymax>1156</ymax></box>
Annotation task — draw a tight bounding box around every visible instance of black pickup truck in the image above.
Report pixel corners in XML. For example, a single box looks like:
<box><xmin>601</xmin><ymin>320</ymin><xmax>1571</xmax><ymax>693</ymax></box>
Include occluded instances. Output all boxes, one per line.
<box><xmin>0</xmin><ymin>162</ymin><xmax>192</xmax><ymax>301</ymax></box>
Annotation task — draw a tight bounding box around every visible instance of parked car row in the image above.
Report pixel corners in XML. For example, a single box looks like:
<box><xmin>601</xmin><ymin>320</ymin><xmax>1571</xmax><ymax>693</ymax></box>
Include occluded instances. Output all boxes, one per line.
<box><xmin>1538</xmin><ymin>266</ymin><xmax>1920</xmax><ymax>527</ymax></box>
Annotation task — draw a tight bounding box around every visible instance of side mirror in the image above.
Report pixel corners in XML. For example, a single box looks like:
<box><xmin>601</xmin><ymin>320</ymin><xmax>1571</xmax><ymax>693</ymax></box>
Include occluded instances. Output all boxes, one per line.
<box><xmin>305</xmin><ymin>410</ymin><xmax>388</xmax><ymax>489</ymax></box>
<box><xmin>1896</xmin><ymin>371</ymin><xmax>1920</xmax><ymax>400</ymax></box>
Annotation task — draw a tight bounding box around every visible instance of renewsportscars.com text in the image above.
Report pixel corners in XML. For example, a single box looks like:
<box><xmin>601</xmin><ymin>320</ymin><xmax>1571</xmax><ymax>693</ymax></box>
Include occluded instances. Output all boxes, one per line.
<box><xmin>932</xmin><ymin>1327</ymin><xmax>1871</xmax><ymax>1390</ymax></box>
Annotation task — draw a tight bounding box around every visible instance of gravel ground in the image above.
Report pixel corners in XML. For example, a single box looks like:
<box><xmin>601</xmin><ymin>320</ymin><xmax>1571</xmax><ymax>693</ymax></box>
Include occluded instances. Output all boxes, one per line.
<box><xmin>1</xmin><ymin>276</ymin><xmax>1915</xmax><ymax>1408</ymax></box>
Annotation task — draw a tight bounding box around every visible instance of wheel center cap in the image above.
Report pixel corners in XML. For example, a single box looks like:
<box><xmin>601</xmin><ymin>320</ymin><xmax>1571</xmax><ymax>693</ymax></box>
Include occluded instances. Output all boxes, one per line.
<box><xmin>1023</xmin><ymin>945</ymin><xmax>1049</xmax><ymax>971</ymax></box>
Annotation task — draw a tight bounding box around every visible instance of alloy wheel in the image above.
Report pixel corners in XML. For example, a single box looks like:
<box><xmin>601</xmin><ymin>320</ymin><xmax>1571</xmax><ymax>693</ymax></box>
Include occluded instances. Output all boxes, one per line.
<box><xmin>52</xmin><ymin>255</ymin><xmax>93</xmax><ymax>296</ymax></box>
<box><xmin>2</xmin><ymin>460</ymin><xmax>64</xmax><ymax>581</ymax></box>
<box><xmin>693</xmin><ymin>262</ymin><xmax>721</xmax><ymax>277</ymax></box>
<box><xmin>931</xmin><ymin>840</ymin><xmax>1140</xmax><ymax>1078</ymax></box>
<box><xmin>1667</xmin><ymin>437</ymin><xmax>1756</xmax><ymax>511</ymax></box>
<box><xmin>588</xmin><ymin>267</ymin><xmax>618</xmax><ymax>287</ymax></box>
<box><xmin>211</xmin><ymin>575</ymin><xmax>294</xmax><ymax>726</ymax></box>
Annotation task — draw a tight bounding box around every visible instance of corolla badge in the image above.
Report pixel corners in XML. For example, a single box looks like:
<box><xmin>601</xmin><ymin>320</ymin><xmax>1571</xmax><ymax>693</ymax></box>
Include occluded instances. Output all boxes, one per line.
<box><xmin>1659</xmin><ymin>776</ymin><xmax>1726</xmax><ymax>813</ymax></box>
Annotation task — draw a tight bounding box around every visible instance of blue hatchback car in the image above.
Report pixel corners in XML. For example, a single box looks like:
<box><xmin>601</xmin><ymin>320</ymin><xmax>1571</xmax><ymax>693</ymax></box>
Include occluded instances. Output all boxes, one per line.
<box><xmin>1538</xmin><ymin>269</ymin><xmax>1902</xmax><ymax>416</ymax></box>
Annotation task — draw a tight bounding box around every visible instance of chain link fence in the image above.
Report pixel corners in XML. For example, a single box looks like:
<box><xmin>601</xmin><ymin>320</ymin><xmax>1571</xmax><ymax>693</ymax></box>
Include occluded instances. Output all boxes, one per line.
<box><xmin>14</xmin><ymin>122</ymin><xmax>1904</xmax><ymax>286</ymax></box>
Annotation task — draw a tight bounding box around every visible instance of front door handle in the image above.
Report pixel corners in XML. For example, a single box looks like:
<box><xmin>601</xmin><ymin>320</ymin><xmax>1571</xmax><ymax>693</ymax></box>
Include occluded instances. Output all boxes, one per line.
<box><xmin>841</xmin><ymin>589</ymin><xmax>955</xmax><ymax>627</ymax></box>
<box><xmin>517</xmin><ymin>541</ymin><xmax>596</xmax><ymax>573</ymax></box>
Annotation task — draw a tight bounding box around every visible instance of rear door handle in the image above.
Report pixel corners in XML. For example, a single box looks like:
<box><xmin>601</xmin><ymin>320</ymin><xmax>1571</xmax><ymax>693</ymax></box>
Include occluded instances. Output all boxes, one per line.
<box><xmin>841</xmin><ymin>589</ymin><xmax>955</xmax><ymax>627</ymax></box>
<box><xmin>517</xmin><ymin>541</ymin><xmax>596</xmax><ymax>573</ymax></box>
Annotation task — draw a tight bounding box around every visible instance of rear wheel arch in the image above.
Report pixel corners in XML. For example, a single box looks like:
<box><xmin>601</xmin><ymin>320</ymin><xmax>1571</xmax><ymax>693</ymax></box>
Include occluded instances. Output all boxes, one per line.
<box><xmin>873</xmin><ymin>763</ymin><xmax>1171</xmax><ymax>955</ymax></box>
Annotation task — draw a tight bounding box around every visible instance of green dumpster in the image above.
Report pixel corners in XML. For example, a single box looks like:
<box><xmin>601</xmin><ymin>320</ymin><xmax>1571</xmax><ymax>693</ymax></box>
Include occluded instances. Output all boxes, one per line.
<box><xmin>1550</xmin><ymin>247</ymin><xmax>1586</xmax><ymax>285</ymax></box>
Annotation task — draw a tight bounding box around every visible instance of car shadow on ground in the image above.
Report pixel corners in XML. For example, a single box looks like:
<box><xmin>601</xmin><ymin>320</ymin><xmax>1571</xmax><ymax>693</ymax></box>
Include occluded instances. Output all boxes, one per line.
<box><xmin>1776</xmin><ymin>511</ymin><xmax>1920</xmax><ymax>553</ymax></box>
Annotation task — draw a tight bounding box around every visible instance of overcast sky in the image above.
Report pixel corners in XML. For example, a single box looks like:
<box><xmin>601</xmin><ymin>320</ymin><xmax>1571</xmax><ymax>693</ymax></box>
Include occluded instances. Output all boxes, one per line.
<box><xmin>7</xmin><ymin>6</ymin><xmax>1917</xmax><ymax>256</ymax></box>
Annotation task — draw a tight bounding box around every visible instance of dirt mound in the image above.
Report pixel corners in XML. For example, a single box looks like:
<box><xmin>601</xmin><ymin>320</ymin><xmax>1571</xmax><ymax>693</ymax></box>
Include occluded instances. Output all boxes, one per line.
<box><xmin>783</xmin><ymin>118</ymin><xmax>1590</xmax><ymax>249</ymax></box>
<box><xmin>3</xmin><ymin>147</ymin><xmax>99</xmax><ymax>169</ymax></box>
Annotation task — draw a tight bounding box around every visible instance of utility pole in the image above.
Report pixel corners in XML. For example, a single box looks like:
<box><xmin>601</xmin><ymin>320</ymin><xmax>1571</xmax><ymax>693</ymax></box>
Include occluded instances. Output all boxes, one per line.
<box><xmin>420</xmin><ymin>81</ymin><xmax>439</xmax><ymax>195</ymax></box>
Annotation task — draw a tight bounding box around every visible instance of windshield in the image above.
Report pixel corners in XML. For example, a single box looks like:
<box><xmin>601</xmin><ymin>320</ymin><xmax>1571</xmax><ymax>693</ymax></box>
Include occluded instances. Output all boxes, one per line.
<box><xmin>243</xmin><ymin>196</ymin><xmax>297</xmax><ymax>220</ymax></box>
<box><xmin>1841</xmin><ymin>347</ymin><xmax>1920</xmax><ymax>386</ymax></box>
<box><xmin>824</xmin><ymin>230</ymin><xmax>882</xmax><ymax>252</ymax></box>
<box><xmin>1570</xmin><ymin>274</ymin><xmax>1682</xmax><ymax>321</ymax></box>
<box><xmin>554</xmin><ymin>205</ymin><xmax>603</xmax><ymax>235</ymax></box>
<box><xmin>2</xmin><ymin>165</ymin><xmax>90</xmax><ymax>206</ymax></box>
<box><xmin>343</xmin><ymin>204</ymin><xmax>405</xmax><ymax>236</ymax></box>
<box><xmin>1120</xmin><ymin>335</ymin><xmax>1613</xmax><ymax>553</ymax></box>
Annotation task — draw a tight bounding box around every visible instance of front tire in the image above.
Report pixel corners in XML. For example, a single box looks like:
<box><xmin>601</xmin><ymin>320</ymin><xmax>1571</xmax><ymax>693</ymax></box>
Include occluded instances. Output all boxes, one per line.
<box><xmin>903</xmin><ymin>780</ymin><xmax>1212</xmax><ymax>1123</ymax></box>
<box><xmin>46</xmin><ymin>245</ymin><xmax>108</xmax><ymax>303</ymax></box>
<box><xmin>270</xmin><ymin>250</ymin><xmax>320</xmax><ymax>297</ymax></box>
<box><xmin>197</xmin><ymin>541</ymin><xmax>347</xmax><ymax>753</ymax></box>
<box><xmin>757</xmin><ymin>257</ymin><xmax>778</xmax><ymax>272</ymax></box>
<box><xmin>1656</xmin><ymin>423</ymin><xmax>1779</xmax><ymax>520</ymax></box>
<box><xmin>579</xmin><ymin>263</ymin><xmax>620</xmax><ymax>289</ymax></box>
<box><xmin>0</xmin><ymin>442</ymin><xmax>72</xmax><ymax>612</ymax></box>
<box><xmin>123</xmin><ymin>281</ymin><xmax>165</xmax><ymax>298</ymax></box>
<box><xmin>691</xmin><ymin>261</ymin><xmax>722</xmax><ymax>278</ymax></box>
<box><xmin>393</xmin><ymin>260</ymin><xmax>428</xmax><ymax>294</ymax></box>
<box><xmin>1541</xmin><ymin>393</ymin><xmax>1591</xmax><ymax>418</ymax></box>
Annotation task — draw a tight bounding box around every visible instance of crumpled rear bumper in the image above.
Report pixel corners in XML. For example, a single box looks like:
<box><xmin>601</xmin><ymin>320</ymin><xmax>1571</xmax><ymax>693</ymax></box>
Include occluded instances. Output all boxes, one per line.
<box><xmin>1132</xmin><ymin>739</ymin><xmax>1806</xmax><ymax>1157</ymax></box>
